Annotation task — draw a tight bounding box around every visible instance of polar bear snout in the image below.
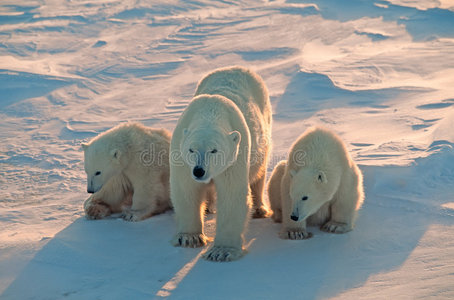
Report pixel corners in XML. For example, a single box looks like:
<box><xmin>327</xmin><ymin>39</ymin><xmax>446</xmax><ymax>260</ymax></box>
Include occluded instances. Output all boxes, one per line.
<box><xmin>87</xmin><ymin>177</ymin><xmax>102</xmax><ymax>194</ymax></box>
<box><xmin>290</xmin><ymin>213</ymin><xmax>299</xmax><ymax>221</ymax></box>
<box><xmin>87</xmin><ymin>182</ymin><xmax>101</xmax><ymax>194</ymax></box>
<box><xmin>193</xmin><ymin>166</ymin><xmax>206</xmax><ymax>179</ymax></box>
<box><xmin>87</xmin><ymin>179</ymin><xmax>95</xmax><ymax>193</ymax></box>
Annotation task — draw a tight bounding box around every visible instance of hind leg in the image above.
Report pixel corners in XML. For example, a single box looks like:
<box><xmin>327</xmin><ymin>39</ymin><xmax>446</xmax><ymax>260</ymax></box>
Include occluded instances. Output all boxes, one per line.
<box><xmin>205</xmin><ymin>183</ymin><xmax>216</xmax><ymax>214</ymax></box>
<box><xmin>250</xmin><ymin>173</ymin><xmax>271</xmax><ymax>218</ymax></box>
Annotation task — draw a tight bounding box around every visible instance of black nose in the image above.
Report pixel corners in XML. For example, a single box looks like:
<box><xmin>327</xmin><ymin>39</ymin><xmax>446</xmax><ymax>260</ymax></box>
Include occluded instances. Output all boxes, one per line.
<box><xmin>290</xmin><ymin>214</ymin><xmax>299</xmax><ymax>221</ymax></box>
<box><xmin>193</xmin><ymin>166</ymin><xmax>205</xmax><ymax>178</ymax></box>
<box><xmin>87</xmin><ymin>188</ymin><xmax>94</xmax><ymax>194</ymax></box>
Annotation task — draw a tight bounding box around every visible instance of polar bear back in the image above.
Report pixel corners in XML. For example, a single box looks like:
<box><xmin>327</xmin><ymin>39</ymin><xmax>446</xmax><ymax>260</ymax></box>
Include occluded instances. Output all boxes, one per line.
<box><xmin>87</xmin><ymin>123</ymin><xmax>171</xmax><ymax>172</ymax></box>
<box><xmin>194</xmin><ymin>66</ymin><xmax>272</xmax><ymax>182</ymax></box>
<box><xmin>195</xmin><ymin>66</ymin><xmax>270</xmax><ymax>116</ymax></box>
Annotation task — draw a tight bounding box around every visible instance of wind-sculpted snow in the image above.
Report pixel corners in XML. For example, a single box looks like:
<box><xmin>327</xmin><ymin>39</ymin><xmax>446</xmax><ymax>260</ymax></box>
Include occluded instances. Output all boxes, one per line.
<box><xmin>0</xmin><ymin>1</ymin><xmax>453</xmax><ymax>299</ymax></box>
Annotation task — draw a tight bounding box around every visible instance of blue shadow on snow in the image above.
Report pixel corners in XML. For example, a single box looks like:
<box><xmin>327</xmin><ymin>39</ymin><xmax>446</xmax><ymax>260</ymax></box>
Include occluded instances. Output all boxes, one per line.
<box><xmin>282</xmin><ymin>0</ymin><xmax>454</xmax><ymax>41</ymax></box>
<box><xmin>273</xmin><ymin>71</ymin><xmax>407</xmax><ymax>121</ymax></box>
<box><xmin>3</xmin><ymin>147</ymin><xmax>454</xmax><ymax>299</ymax></box>
<box><xmin>0</xmin><ymin>70</ymin><xmax>70</xmax><ymax>109</ymax></box>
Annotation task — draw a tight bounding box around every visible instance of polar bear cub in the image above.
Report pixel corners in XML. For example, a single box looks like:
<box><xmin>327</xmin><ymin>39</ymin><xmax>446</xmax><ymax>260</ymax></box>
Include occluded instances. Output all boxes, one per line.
<box><xmin>268</xmin><ymin>127</ymin><xmax>364</xmax><ymax>239</ymax></box>
<box><xmin>170</xmin><ymin>66</ymin><xmax>272</xmax><ymax>262</ymax></box>
<box><xmin>82</xmin><ymin>122</ymin><xmax>172</xmax><ymax>221</ymax></box>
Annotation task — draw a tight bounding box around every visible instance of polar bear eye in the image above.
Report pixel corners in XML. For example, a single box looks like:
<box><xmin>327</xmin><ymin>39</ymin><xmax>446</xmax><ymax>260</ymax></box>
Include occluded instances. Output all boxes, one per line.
<box><xmin>189</xmin><ymin>149</ymin><xmax>194</xmax><ymax>153</ymax></box>
<box><xmin>210</xmin><ymin>149</ymin><xmax>218</xmax><ymax>154</ymax></box>
<box><xmin>95</xmin><ymin>171</ymin><xmax>101</xmax><ymax>176</ymax></box>
<box><xmin>302</xmin><ymin>196</ymin><xmax>308</xmax><ymax>201</ymax></box>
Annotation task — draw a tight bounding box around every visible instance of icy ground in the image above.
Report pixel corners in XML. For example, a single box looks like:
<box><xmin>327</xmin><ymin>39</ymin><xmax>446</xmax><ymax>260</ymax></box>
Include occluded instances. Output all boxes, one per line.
<box><xmin>0</xmin><ymin>0</ymin><xmax>453</xmax><ymax>299</ymax></box>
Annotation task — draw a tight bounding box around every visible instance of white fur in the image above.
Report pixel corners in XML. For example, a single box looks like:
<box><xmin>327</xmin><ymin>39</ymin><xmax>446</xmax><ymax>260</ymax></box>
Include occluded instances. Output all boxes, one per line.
<box><xmin>170</xmin><ymin>66</ymin><xmax>272</xmax><ymax>261</ymax></box>
<box><xmin>267</xmin><ymin>127</ymin><xmax>364</xmax><ymax>239</ymax></box>
<box><xmin>82</xmin><ymin>122</ymin><xmax>172</xmax><ymax>221</ymax></box>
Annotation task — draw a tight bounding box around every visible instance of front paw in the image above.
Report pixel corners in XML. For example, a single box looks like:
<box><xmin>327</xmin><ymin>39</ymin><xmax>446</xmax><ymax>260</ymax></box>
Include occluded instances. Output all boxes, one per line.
<box><xmin>279</xmin><ymin>228</ymin><xmax>313</xmax><ymax>240</ymax></box>
<box><xmin>205</xmin><ymin>202</ymin><xmax>216</xmax><ymax>214</ymax></box>
<box><xmin>321</xmin><ymin>221</ymin><xmax>352</xmax><ymax>233</ymax></box>
<box><xmin>121</xmin><ymin>208</ymin><xmax>150</xmax><ymax>222</ymax></box>
<box><xmin>202</xmin><ymin>246</ymin><xmax>244</xmax><ymax>262</ymax></box>
<box><xmin>172</xmin><ymin>233</ymin><xmax>207</xmax><ymax>248</ymax></box>
<box><xmin>251</xmin><ymin>205</ymin><xmax>271</xmax><ymax>218</ymax></box>
<box><xmin>84</xmin><ymin>199</ymin><xmax>111</xmax><ymax>220</ymax></box>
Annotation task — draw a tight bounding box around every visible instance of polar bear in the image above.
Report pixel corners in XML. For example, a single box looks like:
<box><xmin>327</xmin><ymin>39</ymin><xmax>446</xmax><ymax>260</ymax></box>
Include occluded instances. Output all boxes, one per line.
<box><xmin>82</xmin><ymin>122</ymin><xmax>172</xmax><ymax>221</ymax></box>
<box><xmin>268</xmin><ymin>127</ymin><xmax>364</xmax><ymax>239</ymax></box>
<box><xmin>170</xmin><ymin>66</ymin><xmax>272</xmax><ymax>262</ymax></box>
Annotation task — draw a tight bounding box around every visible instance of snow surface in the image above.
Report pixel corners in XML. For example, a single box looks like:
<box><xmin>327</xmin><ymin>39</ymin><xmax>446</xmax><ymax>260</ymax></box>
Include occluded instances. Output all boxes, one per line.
<box><xmin>1</xmin><ymin>0</ymin><xmax>454</xmax><ymax>299</ymax></box>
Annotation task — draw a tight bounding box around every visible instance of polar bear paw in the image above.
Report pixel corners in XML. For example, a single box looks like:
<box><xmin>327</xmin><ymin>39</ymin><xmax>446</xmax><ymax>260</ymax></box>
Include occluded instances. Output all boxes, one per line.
<box><xmin>121</xmin><ymin>208</ymin><xmax>150</xmax><ymax>222</ymax></box>
<box><xmin>252</xmin><ymin>206</ymin><xmax>271</xmax><ymax>218</ymax></box>
<box><xmin>85</xmin><ymin>199</ymin><xmax>111</xmax><ymax>220</ymax></box>
<box><xmin>202</xmin><ymin>246</ymin><xmax>244</xmax><ymax>262</ymax></box>
<box><xmin>279</xmin><ymin>228</ymin><xmax>313</xmax><ymax>240</ymax></box>
<box><xmin>321</xmin><ymin>221</ymin><xmax>352</xmax><ymax>234</ymax></box>
<box><xmin>205</xmin><ymin>202</ymin><xmax>216</xmax><ymax>214</ymax></box>
<box><xmin>172</xmin><ymin>233</ymin><xmax>208</xmax><ymax>248</ymax></box>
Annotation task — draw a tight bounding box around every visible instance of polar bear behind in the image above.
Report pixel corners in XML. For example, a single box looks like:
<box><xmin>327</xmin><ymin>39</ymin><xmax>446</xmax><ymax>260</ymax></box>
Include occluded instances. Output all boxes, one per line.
<box><xmin>170</xmin><ymin>66</ymin><xmax>272</xmax><ymax>262</ymax></box>
<box><xmin>82</xmin><ymin>123</ymin><xmax>172</xmax><ymax>221</ymax></box>
<box><xmin>268</xmin><ymin>127</ymin><xmax>364</xmax><ymax>239</ymax></box>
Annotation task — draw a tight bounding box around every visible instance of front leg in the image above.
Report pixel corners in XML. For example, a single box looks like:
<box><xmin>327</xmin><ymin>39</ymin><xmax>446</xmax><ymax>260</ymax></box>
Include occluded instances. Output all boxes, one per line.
<box><xmin>170</xmin><ymin>170</ymin><xmax>207</xmax><ymax>248</ymax></box>
<box><xmin>203</xmin><ymin>168</ymin><xmax>250</xmax><ymax>262</ymax></box>
<box><xmin>84</xmin><ymin>194</ymin><xmax>112</xmax><ymax>220</ymax></box>
<box><xmin>279</xmin><ymin>173</ymin><xmax>312</xmax><ymax>240</ymax></box>
<box><xmin>84</xmin><ymin>175</ymin><xmax>129</xmax><ymax>219</ymax></box>
<box><xmin>122</xmin><ymin>187</ymin><xmax>155</xmax><ymax>222</ymax></box>
<box><xmin>280</xmin><ymin>219</ymin><xmax>312</xmax><ymax>240</ymax></box>
<box><xmin>321</xmin><ymin>172</ymin><xmax>361</xmax><ymax>234</ymax></box>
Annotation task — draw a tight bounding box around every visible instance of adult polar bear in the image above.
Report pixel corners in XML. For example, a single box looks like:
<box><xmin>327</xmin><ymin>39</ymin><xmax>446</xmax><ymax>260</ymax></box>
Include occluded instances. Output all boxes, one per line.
<box><xmin>170</xmin><ymin>66</ymin><xmax>271</xmax><ymax>262</ymax></box>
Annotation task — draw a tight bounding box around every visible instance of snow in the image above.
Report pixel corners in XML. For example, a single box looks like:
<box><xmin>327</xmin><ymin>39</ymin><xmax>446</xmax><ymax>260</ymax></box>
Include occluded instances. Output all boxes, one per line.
<box><xmin>1</xmin><ymin>0</ymin><xmax>453</xmax><ymax>299</ymax></box>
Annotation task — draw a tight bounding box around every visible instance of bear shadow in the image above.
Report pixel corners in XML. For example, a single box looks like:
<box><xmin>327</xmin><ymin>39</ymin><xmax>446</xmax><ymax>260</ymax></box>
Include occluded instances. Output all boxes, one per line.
<box><xmin>0</xmin><ymin>212</ymin><xmax>204</xmax><ymax>299</ymax></box>
<box><xmin>158</xmin><ymin>149</ymin><xmax>454</xmax><ymax>299</ymax></box>
<box><xmin>2</xmin><ymin>150</ymin><xmax>453</xmax><ymax>299</ymax></box>
<box><xmin>273</xmin><ymin>70</ymin><xmax>412</xmax><ymax>122</ymax></box>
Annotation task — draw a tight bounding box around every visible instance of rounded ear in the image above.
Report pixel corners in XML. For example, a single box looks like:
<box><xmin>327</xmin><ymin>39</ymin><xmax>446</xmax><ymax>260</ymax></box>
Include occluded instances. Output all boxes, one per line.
<box><xmin>81</xmin><ymin>143</ymin><xmax>88</xmax><ymax>151</ymax></box>
<box><xmin>317</xmin><ymin>171</ymin><xmax>327</xmax><ymax>184</ymax></box>
<box><xmin>289</xmin><ymin>169</ymin><xmax>297</xmax><ymax>178</ymax></box>
<box><xmin>229</xmin><ymin>131</ymin><xmax>241</xmax><ymax>144</ymax></box>
<box><xmin>111</xmin><ymin>149</ymin><xmax>121</xmax><ymax>162</ymax></box>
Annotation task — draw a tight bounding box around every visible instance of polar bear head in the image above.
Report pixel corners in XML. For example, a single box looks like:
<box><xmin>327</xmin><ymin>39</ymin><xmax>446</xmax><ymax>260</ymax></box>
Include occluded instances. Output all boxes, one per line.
<box><xmin>82</xmin><ymin>142</ymin><xmax>122</xmax><ymax>193</ymax></box>
<box><xmin>180</xmin><ymin>127</ymin><xmax>241</xmax><ymax>183</ymax></box>
<box><xmin>288</xmin><ymin>167</ymin><xmax>330</xmax><ymax>222</ymax></box>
